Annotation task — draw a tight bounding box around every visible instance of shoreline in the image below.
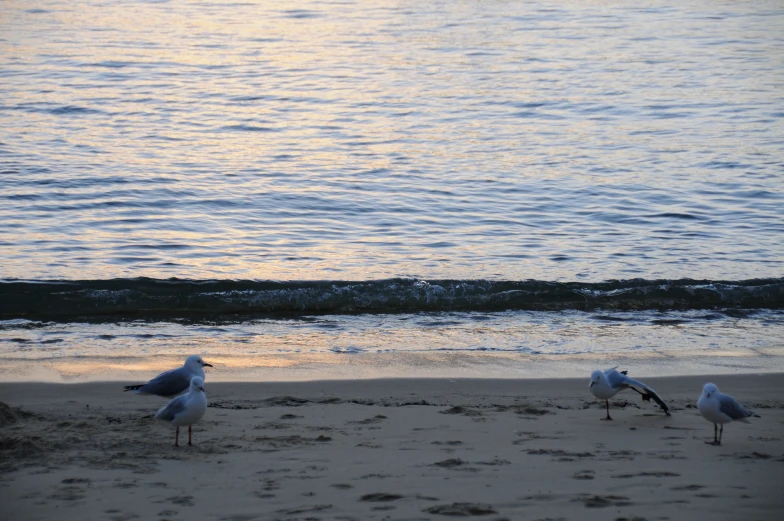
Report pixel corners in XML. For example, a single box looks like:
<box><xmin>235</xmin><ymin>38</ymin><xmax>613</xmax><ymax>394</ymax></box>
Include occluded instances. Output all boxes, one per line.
<box><xmin>2</xmin><ymin>371</ymin><xmax>784</xmax><ymax>390</ymax></box>
<box><xmin>2</xmin><ymin>374</ymin><xmax>782</xmax><ymax>520</ymax></box>
<box><xmin>3</xmin><ymin>373</ymin><xmax>783</xmax><ymax>409</ymax></box>
<box><xmin>1</xmin><ymin>351</ymin><xmax>783</xmax><ymax>384</ymax></box>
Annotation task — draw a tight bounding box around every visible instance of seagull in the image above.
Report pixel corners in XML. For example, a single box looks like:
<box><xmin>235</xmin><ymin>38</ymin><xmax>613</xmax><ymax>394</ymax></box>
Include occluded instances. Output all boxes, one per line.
<box><xmin>697</xmin><ymin>383</ymin><xmax>760</xmax><ymax>445</ymax></box>
<box><xmin>588</xmin><ymin>366</ymin><xmax>670</xmax><ymax>420</ymax></box>
<box><xmin>123</xmin><ymin>355</ymin><xmax>212</xmax><ymax>397</ymax></box>
<box><xmin>154</xmin><ymin>376</ymin><xmax>208</xmax><ymax>447</ymax></box>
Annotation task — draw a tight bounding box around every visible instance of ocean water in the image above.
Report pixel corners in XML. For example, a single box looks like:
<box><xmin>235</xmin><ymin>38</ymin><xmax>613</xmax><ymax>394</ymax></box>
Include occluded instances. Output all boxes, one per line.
<box><xmin>1</xmin><ymin>0</ymin><xmax>783</xmax><ymax>381</ymax></box>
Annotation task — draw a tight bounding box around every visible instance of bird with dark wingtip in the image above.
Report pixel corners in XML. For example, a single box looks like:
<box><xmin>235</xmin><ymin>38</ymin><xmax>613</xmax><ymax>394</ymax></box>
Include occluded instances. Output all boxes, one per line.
<box><xmin>123</xmin><ymin>355</ymin><xmax>212</xmax><ymax>397</ymax></box>
<box><xmin>588</xmin><ymin>366</ymin><xmax>670</xmax><ymax>420</ymax></box>
<box><xmin>697</xmin><ymin>383</ymin><xmax>760</xmax><ymax>445</ymax></box>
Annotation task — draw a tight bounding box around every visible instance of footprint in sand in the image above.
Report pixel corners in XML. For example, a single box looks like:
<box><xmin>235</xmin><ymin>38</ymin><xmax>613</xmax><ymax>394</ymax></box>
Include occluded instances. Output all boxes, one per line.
<box><xmin>612</xmin><ymin>471</ymin><xmax>679</xmax><ymax>479</ymax></box>
<box><xmin>107</xmin><ymin>512</ymin><xmax>140</xmax><ymax>521</ymax></box>
<box><xmin>526</xmin><ymin>449</ymin><xmax>595</xmax><ymax>462</ymax></box>
<box><xmin>428</xmin><ymin>458</ymin><xmax>479</xmax><ymax>472</ymax></box>
<box><xmin>572</xmin><ymin>494</ymin><xmax>632</xmax><ymax>508</ymax></box>
<box><xmin>670</xmin><ymin>484</ymin><xmax>703</xmax><ymax>491</ymax></box>
<box><xmin>219</xmin><ymin>515</ymin><xmax>257</xmax><ymax>521</ymax></box>
<box><xmin>359</xmin><ymin>473</ymin><xmax>399</xmax><ymax>479</ymax></box>
<box><xmin>732</xmin><ymin>452</ymin><xmax>772</xmax><ymax>460</ymax></box>
<box><xmin>253</xmin><ymin>435</ymin><xmax>332</xmax><ymax>448</ymax></box>
<box><xmin>439</xmin><ymin>406</ymin><xmax>483</xmax><ymax>417</ymax></box>
<box><xmin>263</xmin><ymin>396</ymin><xmax>309</xmax><ymax>407</ymax></box>
<box><xmin>164</xmin><ymin>495</ymin><xmax>194</xmax><ymax>506</ymax></box>
<box><xmin>513</xmin><ymin>431</ymin><xmax>562</xmax><ymax>444</ymax></box>
<box><xmin>113</xmin><ymin>480</ymin><xmax>139</xmax><ymax>489</ymax></box>
<box><xmin>572</xmin><ymin>470</ymin><xmax>595</xmax><ymax>480</ymax></box>
<box><xmin>475</xmin><ymin>458</ymin><xmax>511</xmax><ymax>466</ymax></box>
<box><xmin>360</xmin><ymin>493</ymin><xmax>405</xmax><ymax>502</ymax></box>
<box><xmin>275</xmin><ymin>504</ymin><xmax>332</xmax><ymax>515</ymax></box>
<box><xmin>254</xmin><ymin>421</ymin><xmax>293</xmax><ymax>431</ymax></box>
<box><xmin>61</xmin><ymin>477</ymin><xmax>91</xmax><ymax>485</ymax></box>
<box><xmin>348</xmin><ymin>415</ymin><xmax>388</xmax><ymax>425</ymax></box>
<box><xmin>48</xmin><ymin>485</ymin><xmax>86</xmax><ymax>501</ymax></box>
<box><xmin>356</xmin><ymin>441</ymin><xmax>382</xmax><ymax>448</ymax></box>
<box><xmin>432</xmin><ymin>440</ymin><xmax>463</xmax><ymax>453</ymax></box>
<box><xmin>510</xmin><ymin>405</ymin><xmax>551</xmax><ymax>417</ymax></box>
<box><xmin>424</xmin><ymin>503</ymin><xmax>498</xmax><ymax>516</ymax></box>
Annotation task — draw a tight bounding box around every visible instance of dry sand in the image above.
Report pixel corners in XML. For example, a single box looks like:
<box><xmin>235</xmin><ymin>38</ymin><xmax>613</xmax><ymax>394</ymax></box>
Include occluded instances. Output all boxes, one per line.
<box><xmin>1</xmin><ymin>374</ymin><xmax>782</xmax><ymax>521</ymax></box>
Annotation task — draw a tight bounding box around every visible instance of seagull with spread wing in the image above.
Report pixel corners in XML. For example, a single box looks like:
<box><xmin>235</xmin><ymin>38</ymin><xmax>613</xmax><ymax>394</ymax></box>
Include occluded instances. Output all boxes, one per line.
<box><xmin>588</xmin><ymin>366</ymin><xmax>671</xmax><ymax>420</ymax></box>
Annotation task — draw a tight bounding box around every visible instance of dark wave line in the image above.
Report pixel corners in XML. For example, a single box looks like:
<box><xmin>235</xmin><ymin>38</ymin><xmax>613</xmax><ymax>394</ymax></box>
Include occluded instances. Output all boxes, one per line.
<box><xmin>1</xmin><ymin>277</ymin><xmax>782</xmax><ymax>320</ymax></box>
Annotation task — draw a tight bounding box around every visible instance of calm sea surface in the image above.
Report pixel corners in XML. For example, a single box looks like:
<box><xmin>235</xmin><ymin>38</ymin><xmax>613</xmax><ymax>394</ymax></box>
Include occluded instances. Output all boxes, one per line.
<box><xmin>1</xmin><ymin>0</ymin><xmax>783</xmax><ymax>380</ymax></box>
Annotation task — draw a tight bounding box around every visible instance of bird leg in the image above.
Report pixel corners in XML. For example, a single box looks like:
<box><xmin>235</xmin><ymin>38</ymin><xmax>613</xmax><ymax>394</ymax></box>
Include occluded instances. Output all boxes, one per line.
<box><xmin>718</xmin><ymin>424</ymin><xmax>724</xmax><ymax>445</ymax></box>
<box><xmin>705</xmin><ymin>423</ymin><xmax>721</xmax><ymax>445</ymax></box>
<box><xmin>175</xmin><ymin>426</ymin><xmax>180</xmax><ymax>447</ymax></box>
<box><xmin>188</xmin><ymin>425</ymin><xmax>193</xmax><ymax>446</ymax></box>
<box><xmin>600</xmin><ymin>399</ymin><xmax>613</xmax><ymax>421</ymax></box>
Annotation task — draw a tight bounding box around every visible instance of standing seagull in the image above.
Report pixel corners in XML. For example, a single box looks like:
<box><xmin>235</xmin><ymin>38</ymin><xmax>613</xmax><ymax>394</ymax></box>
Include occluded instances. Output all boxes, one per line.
<box><xmin>155</xmin><ymin>376</ymin><xmax>208</xmax><ymax>447</ymax></box>
<box><xmin>697</xmin><ymin>383</ymin><xmax>759</xmax><ymax>445</ymax></box>
<box><xmin>589</xmin><ymin>367</ymin><xmax>670</xmax><ymax>420</ymax></box>
<box><xmin>123</xmin><ymin>355</ymin><xmax>212</xmax><ymax>397</ymax></box>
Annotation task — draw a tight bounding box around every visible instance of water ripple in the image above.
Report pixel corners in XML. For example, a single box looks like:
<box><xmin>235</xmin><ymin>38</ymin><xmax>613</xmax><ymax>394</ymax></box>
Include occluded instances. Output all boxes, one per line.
<box><xmin>0</xmin><ymin>0</ymin><xmax>781</xmax><ymax>283</ymax></box>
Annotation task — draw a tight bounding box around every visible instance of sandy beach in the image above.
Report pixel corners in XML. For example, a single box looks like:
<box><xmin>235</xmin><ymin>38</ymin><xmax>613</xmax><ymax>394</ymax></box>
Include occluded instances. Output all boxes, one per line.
<box><xmin>1</xmin><ymin>374</ymin><xmax>782</xmax><ymax>521</ymax></box>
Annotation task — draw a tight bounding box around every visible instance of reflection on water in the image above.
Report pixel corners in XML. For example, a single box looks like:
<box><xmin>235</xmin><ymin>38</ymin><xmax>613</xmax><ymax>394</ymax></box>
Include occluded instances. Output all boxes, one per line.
<box><xmin>1</xmin><ymin>1</ymin><xmax>782</xmax><ymax>380</ymax></box>
<box><xmin>1</xmin><ymin>309</ymin><xmax>782</xmax><ymax>381</ymax></box>
<box><xmin>1</xmin><ymin>0</ymin><xmax>783</xmax><ymax>281</ymax></box>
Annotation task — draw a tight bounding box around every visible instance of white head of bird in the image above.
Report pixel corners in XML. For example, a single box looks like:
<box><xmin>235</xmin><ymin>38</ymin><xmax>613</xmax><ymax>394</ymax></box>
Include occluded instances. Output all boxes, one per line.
<box><xmin>189</xmin><ymin>376</ymin><xmax>205</xmax><ymax>393</ymax></box>
<box><xmin>702</xmin><ymin>382</ymin><xmax>719</xmax><ymax>399</ymax></box>
<box><xmin>184</xmin><ymin>355</ymin><xmax>212</xmax><ymax>373</ymax></box>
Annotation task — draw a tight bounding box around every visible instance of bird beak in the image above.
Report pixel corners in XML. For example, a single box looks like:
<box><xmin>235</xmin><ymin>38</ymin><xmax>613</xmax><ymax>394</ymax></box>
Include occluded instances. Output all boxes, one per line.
<box><xmin>589</xmin><ymin>382</ymin><xmax>595</xmax><ymax>388</ymax></box>
<box><xmin>203</xmin><ymin>363</ymin><xmax>213</xmax><ymax>367</ymax></box>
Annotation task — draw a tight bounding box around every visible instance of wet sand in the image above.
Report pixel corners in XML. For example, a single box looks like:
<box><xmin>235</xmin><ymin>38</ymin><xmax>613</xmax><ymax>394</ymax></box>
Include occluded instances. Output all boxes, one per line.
<box><xmin>1</xmin><ymin>374</ymin><xmax>782</xmax><ymax>520</ymax></box>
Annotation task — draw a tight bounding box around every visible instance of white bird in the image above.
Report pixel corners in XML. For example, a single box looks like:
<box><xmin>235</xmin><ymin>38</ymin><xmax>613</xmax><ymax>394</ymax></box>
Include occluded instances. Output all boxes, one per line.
<box><xmin>588</xmin><ymin>366</ymin><xmax>670</xmax><ymax>420</ymax></box>
<box><xmin>123</xmin><ymin>355</ymin><xmax>212</xmax><ymax>397</ymax></box>
<box><xmin>697</xmin><ymin>383</ymin><xmax>759</xmax><ymax>445</ymax></box>
<box><xmin>154</xmin><ymin>376</ymin><xmax>208</xmax><ymax>447</ymax></box>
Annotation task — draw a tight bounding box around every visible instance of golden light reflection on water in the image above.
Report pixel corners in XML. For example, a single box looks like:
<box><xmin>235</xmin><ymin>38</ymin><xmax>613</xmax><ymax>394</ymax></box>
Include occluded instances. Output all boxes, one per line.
<box><xmin>2</xmin><ymin>0</ymin><xmax>783</xmax><ymax>283</ymax></box>
<box><xmin>1</xmin><ymin>347</ymin><xmax>781</xmax><ymax>384</ymax></box>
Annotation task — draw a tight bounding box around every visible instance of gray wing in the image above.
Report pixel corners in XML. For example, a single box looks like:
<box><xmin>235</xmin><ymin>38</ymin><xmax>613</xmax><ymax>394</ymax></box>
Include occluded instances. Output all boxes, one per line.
<box><xmin>609</xmin><ymin>370</ymin><xmax>671</xmax><ymax>415</ymax></box>
<box><xmin>155</xmin><ymin>395</ymin><xmax>187</xmax><ymax>422</ymax></box>
<box><xmin>605</xmin><ymin>369</ymin><xmax>629</xmax><ymax>389</ymax></box>
<box><xmin>718</xmin><ymin>394</ymin><xmax>754</xmax><ymax>421</ymax></box>
<box><xmin>137</xmin><ymin>367</ymin><xmax>191</xmax><ymax>397</ymax></box>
